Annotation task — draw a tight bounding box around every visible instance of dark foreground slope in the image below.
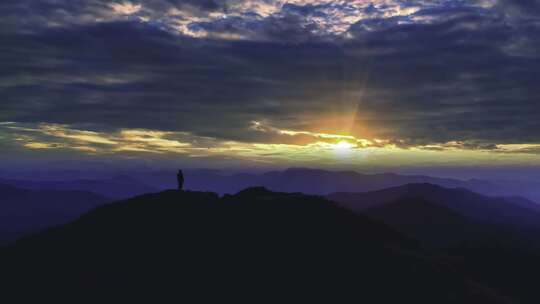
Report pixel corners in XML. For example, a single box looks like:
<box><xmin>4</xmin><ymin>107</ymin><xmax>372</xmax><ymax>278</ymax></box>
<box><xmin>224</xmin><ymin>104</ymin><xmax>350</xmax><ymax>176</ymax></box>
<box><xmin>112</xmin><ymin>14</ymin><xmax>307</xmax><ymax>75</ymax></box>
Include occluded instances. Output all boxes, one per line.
<box><xmin>363</xmin><ymin>198</ymin><xmax>478</xmax><ymax>248</ymax></box>
<box><xmin>328</xmin><ymin>184</ymin><xmax>540</xmax><ymax>303</ymax></box>
<box><xmin>328</xmin><ymin>183</ymin><xmax>540</xmax><ymax>231</ymax></box>
<box><xmin>0</xmin><ymin>183</ymin><xmax>109</xmax><ymax>244</ymax></box>
<box><xmin>0</xmin><ymin>188</ymin><xmax>509</xmax><ymax>304</ymax></box>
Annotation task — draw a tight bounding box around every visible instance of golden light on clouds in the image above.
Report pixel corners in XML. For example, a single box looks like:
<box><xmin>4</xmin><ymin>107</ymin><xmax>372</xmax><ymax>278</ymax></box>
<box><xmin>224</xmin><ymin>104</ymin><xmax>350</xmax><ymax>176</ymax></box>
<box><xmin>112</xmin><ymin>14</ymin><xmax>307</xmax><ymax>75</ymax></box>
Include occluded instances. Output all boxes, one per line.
<box><xmin>23</xmin><ymin>142</ymin><xmax>58</xmax><ymax>149</ymax></box>
<box><xmin>496</xmin><ymin>144</ymin><xmax>540</xmax><ymax>153</ymax></box>
<box><xmin>3</xmin><ymin>121</ymin><xmax>540</xmax><ymax>167</ymax></box>
<box><xmin>40</xmin><ymin>124</ymin><xmax>118</xmax><ymax>145</ymax></box>
<box><xmin>7</xmin><ymin>123</ymin><xmax>191</xmax><ymax>155</ymax></box>
<box><xmin>116</xmin><ymin>129</ymin><xmax>191</xmax><ymax>154</ymax></box>
<box><xmin>110</xmin><ymin>2</ymin><xmax>142</xmax><ymax>15</ymax></box>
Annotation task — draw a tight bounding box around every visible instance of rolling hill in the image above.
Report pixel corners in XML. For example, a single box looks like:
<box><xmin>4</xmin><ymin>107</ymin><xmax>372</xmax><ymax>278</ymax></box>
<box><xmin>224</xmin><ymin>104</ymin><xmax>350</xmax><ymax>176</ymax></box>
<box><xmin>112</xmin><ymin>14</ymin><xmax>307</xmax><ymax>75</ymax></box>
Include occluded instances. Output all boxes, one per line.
<box><xmin>327</xmin><ymin>183</ymin><xmax>540</xmax><ymax>303</ymax></box>
<box><xmin>363</xmin><ymin>197</ymin><xmax>479</xmax><ymax>247</ymax></box>
<box><xmin>0</xmin><ymin>183</ymin><xmax>109</xmax><ymax>244</ymax></box>
<box><xmin>0</xmin><ymin>187</ymin><xmax>510</xmax><ymax>304</ymax></box>
<box><xmin>328</xmin><ymin>183</ymin><xmax>540</xmax><ymax>231</ymax></box>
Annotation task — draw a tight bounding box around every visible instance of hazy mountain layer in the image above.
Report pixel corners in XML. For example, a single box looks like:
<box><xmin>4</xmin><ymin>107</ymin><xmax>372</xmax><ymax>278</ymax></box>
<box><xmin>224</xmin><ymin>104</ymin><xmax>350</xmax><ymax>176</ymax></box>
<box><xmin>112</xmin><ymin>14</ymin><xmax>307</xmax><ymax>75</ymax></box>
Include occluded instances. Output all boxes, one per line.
<box><xmin>328</xmin><ymin>183</ymin><xmax>540</xmax><ymax>231</ymax></box>
<box><xmin>0</xmin><ymin>175</ymin><xmax>156</xmax><ymax>199</ymax></box>
<box><xmin>162</xmin><ymin>168</ymin><xmax>540</xmax><ymax>202</ymax></box>
<box><xmin>0</xmin><ymin>183</ymin><xmax>109</xmax><ymax>244</ymax></box>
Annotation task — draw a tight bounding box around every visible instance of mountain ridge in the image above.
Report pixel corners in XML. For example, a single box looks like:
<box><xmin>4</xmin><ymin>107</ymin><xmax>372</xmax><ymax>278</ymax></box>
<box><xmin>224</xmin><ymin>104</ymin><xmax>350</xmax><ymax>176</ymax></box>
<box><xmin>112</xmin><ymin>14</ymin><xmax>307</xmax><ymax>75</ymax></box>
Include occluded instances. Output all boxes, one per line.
<box><xmin>328</xmin><ymin>183</ymin><xmax>540</xmax><ymax>227</ymax></box>
<box><xmin>0</xmin><ymin>183</ymin><xmax>110</xmax><ymax>244</ymax></box>
<box><xmin>0</xmin><ymin>175</ymin><xmax>157</xmax><ymax>199</ymax></box>
<box><xmin>1</xmin><ymin>187</ymin><xmax>511</xmax><ymax>304</ymax></box>
<box><xmin>146</xmin><ymin>168</ymin><xmax>540</xmax><ymax>202</ymax></box>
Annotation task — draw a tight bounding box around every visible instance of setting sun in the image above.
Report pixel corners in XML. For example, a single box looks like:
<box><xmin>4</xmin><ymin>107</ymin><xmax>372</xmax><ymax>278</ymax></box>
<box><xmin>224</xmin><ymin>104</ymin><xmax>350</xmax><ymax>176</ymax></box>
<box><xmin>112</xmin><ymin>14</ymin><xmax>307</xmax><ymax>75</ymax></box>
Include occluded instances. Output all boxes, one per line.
<box><xmin>332</xmin><ymin>141</ymin><xmax>356</xmax><ymax>153</ymax></box>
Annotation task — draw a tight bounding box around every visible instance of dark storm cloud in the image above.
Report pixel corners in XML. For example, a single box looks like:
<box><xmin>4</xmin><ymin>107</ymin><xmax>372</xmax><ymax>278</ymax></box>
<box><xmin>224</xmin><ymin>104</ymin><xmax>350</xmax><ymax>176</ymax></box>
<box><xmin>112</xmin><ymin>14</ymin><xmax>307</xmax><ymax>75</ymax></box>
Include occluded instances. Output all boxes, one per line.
<box><xmin>496</xmin><ymin>0</ymin><xmax>540</xmax><ymax>16</ymax></box>
<box><xmin>0</xmin><ymin>17</ymin><xmax>347</xmax><ymax>142</ymax></box>
<box><xmin>162</xmin><ymin>0</ymin><xmax>222</xmax><ymax>10</ymax></box>
<box><xmin>0</xmin><ymin>0</ymin><xmax>539</xmax><ymax>151</ymax></box>
<box><xmin>344</xmin><ymin>4</ymin><xmax>540</xmax><ymax>144</ymax></box>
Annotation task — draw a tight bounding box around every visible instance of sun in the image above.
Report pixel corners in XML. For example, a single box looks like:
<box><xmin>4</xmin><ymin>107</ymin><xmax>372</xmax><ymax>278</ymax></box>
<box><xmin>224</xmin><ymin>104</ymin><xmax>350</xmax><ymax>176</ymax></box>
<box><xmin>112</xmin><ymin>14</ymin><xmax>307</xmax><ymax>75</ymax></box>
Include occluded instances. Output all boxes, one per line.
<box><xmin>331</xmin><ymin>140</ymin><xmax>356</xmax><ymax>153</ymax></box>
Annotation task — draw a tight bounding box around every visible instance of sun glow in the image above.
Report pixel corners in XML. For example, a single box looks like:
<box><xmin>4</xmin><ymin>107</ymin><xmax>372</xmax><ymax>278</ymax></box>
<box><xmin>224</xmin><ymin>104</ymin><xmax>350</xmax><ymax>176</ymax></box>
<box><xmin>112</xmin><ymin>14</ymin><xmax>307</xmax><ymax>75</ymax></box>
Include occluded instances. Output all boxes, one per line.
<box><xmin>5</xmin><ymin>121</ymin><xmax>540</xmax><ymax>168</ymax></box>
<box><xmin>330</xmin><ymin>141</ymin><xmax>357</xmax><ymax>157</ymax></box>
<box><xmin>332</xmin><ymin>141</ymin><xmax>356</xmax><ymax>151</ymax></box>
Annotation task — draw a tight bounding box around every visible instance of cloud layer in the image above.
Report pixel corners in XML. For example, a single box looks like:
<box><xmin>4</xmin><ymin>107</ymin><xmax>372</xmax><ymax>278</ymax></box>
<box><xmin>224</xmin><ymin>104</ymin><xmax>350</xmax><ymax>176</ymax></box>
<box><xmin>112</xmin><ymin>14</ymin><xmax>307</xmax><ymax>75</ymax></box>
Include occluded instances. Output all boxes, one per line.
<box><xmin>1</xmin><ymin>0</ymin><xmax>539</xmax><ymax>166</ymax></box>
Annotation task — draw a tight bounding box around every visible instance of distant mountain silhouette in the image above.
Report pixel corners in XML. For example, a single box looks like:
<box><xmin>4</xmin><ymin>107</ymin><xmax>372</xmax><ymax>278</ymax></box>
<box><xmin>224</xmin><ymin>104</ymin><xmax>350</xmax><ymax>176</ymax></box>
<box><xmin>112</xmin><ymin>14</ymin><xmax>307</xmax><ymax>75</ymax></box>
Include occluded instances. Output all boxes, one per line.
<box><xmin>363</xmin><ymin>197</ymin><xmax>479</xmax><ymax>247</ymax></box>
<box><xmin>0</xmin><ymin>183</ymin><xmax>109</xmax><ymax>244</ymax></box>
<box><xmin>153</xmin><ymin>168</ymin><xmax>540</xmax><ymax>202</ymax></box>
<box><xmin>0</xmin><ymin>188</ymin><xmax>510</xmax><ymax>304</ymax></box>
<box><xmin>5</xmin><ymin>168</ymin><xmax>540</xmax><ymax>201</ymax></box>
<box><xmin>0</xmin><ymin>175</ymin><xmax>156</xmax><ymax>199</ymax></box>
<box><xmin>328</xmin><ymin>183</ymin><xmax>540</xmax><ymax>232</ymax></box>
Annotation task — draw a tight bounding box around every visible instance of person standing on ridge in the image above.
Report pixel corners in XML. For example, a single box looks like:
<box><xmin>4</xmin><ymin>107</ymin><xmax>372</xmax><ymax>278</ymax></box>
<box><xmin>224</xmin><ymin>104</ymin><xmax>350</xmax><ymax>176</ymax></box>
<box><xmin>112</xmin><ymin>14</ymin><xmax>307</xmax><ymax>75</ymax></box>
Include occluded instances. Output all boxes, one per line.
<box><xmin>177</xmin><ymin>169</ymin><xmax>184</xmax><ymax>191</ymax></box>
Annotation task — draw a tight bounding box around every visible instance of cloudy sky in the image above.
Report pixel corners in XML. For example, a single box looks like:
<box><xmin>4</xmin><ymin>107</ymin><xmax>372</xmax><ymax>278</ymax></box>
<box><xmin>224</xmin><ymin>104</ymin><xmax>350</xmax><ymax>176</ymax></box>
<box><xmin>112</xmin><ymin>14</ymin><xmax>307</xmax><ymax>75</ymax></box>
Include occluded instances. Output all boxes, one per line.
<box><xmin>1</xmin><ymin>0</ymin><xmax>539</xmax><ymax>170</ymax></box>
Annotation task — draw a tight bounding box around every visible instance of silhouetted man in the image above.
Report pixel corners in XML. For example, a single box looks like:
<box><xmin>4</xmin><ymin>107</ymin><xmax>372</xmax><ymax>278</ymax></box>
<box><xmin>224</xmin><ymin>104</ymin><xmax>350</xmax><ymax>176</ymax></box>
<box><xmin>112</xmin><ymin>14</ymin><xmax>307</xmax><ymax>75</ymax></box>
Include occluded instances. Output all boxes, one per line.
<box><xmin>177</xmin><ymin>169</ymin><xmax>184</xmax><ymax>191</ymax></box>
